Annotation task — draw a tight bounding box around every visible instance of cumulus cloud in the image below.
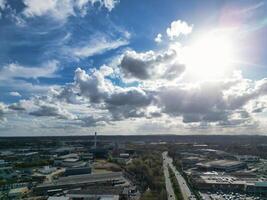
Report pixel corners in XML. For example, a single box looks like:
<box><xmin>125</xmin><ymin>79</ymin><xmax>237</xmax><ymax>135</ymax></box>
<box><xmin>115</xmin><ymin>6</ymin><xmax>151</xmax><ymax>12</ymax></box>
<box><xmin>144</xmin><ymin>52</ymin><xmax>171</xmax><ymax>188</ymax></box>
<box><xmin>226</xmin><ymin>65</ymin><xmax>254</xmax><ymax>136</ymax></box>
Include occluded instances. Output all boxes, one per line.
<box><xmin>3</xmin><ymin>17</ymin><xmax>267</xmax><ymax>135</ymax></box>
<box><xmin>8</xmin><ymin>99</ymin><xmax>36</xmax><ymax>111</ymax></box>
<box><xmin>47</xmin><ymin>66</ymin><xmax>266</xmax><ymax>129</ymax></box>
<box><xmin>246</xmin><ymin>100</ymin><xmax>267</xmax><ymax>113</ymax></box>
<box><xmin>0</xmin><ymin>0</ymin><xmax>6</xmax><ymax>10</ymax></box>
<box><xmin>166</xmin><ymin>20</ymin><xmax>193</xmax><ymax>40</ymax></box>
<box><xmin>105</xmin><ymin>88</ymin><xmax>153</xmax><ymax>120</ymax></box>
<box><xmin>80</xmin><ymin>115</ymin><xmax>108</xmax><ymax>127</ymax></box>
<box><xmin>51</xmin><ymin>85</ymin><xmax>81</xmax><ymax>104</ymax></box>
<box><xmin>156</xmin><ymin>81</ymin><xmax>228</xmax><ymax>123</ymax></box>
<box><xmin>22</xmin><ymin>0</ymin><xmax>119</xmax><ymax>21</ymax></box>
<box><xmin>71</xmin><ymin>67</ymin><xmax>153</xmax><ymax>121</ymax></box>
<box><xmin>9</xmin><ymin>92</ymin><xmax>21</xmax><ymax>97</ymax></box>
<box><xmin>119</xmin><ymin>49</ymin><xmax>185</xmax><ymax>80</ymax></box>
<box><xmin>100</xmin><ymin>0</ymin><xmax>119</xmax><ymax>11</ymax></box>
<box><xmin>14</xmin><ymin>64</ymin><xmax>267</xmax><ymax>130</ymax></box>
<box><xmin>0</xmin><ymin>102</ymin><xmax>7</xmax><ymax>122</ymax></box>
<box><xmin>5</xmin><ymin>64</ymin><xmax>267</xmax><ymax>133</ymax></box>
<box><xmin>8</xmin><ymin>98</ymin><xmax>76</xmax><ymax>121</ymax></box>
<box><xmin>74</xmin><ymin>67</ymin><xmax>114</xmax><ymax>103</ymax></box>
<box><xmin>154</xmin><ymin>76</ymin><xmax>267</xmax><ymax>126</ymax></box>
<box><xmin>29</xmin><ymin>103</ymin><xmax>77</xmax><ymax>120</ymax></box>
<box><xmin>154</xmin><ymin>33</ymin><xmax>162</xmax><ymax>43</ymax></box>
<box><xmin>8</xmin><ymin>103</ymin><xmax>26</xmax><ymax>111</ymax></box>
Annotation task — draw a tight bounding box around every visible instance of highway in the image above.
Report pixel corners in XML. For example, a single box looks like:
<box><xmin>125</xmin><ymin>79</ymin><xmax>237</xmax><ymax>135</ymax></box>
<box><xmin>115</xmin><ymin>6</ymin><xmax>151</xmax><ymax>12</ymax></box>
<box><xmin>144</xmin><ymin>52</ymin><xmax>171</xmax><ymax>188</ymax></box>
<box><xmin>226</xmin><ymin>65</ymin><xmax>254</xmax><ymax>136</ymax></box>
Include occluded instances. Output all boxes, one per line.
<box><xmin>163</xmin><ymin>151</ymin><xmax>197</xmax><ymax>200</ymax></box>
<box><xmin>162</xmin><ymin>152</ymin><xmax>176</xmax><ymax>200</ymax></box>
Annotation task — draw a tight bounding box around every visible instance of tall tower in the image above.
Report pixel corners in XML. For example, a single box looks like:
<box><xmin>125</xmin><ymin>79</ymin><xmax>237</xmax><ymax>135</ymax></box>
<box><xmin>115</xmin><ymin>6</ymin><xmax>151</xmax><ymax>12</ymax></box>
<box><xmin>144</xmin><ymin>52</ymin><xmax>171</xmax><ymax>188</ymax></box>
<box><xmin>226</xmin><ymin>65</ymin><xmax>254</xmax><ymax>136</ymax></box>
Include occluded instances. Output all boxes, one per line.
<box><xmin>94</xmin><ymin>132</ymin><xmax>97</xmax><ymax>149</ymax></box>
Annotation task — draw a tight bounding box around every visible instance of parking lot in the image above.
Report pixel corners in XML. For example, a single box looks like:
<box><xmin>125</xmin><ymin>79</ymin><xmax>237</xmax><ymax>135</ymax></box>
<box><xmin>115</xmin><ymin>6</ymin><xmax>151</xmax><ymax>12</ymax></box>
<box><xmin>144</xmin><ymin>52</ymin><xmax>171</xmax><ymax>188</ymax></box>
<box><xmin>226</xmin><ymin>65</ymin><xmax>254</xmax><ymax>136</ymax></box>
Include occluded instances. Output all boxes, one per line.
<box><xmin>200</xmin><ymin>192</ymin><xmax>264</xmax><ymax>200</ymax></box>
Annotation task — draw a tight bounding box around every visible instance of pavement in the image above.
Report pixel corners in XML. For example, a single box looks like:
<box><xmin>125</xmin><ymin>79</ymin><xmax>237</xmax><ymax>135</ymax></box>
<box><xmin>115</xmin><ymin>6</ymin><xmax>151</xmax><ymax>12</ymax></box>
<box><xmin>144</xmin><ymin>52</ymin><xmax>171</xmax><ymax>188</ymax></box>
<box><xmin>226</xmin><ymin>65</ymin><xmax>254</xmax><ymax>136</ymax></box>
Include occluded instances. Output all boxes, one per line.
<box><xmin>163</xmin><ymin>151</ymin><xmax>197</xmax><ymax>200</ymax></box>
<box><xmin>200</xmin><ymin>192</ymin><xmax>262</xmax><ymax>200</ymax></box>
<box><xmin>162</xmin><ymin>152</ymin><xmax>176</xmax><ymax>200</ymax></box>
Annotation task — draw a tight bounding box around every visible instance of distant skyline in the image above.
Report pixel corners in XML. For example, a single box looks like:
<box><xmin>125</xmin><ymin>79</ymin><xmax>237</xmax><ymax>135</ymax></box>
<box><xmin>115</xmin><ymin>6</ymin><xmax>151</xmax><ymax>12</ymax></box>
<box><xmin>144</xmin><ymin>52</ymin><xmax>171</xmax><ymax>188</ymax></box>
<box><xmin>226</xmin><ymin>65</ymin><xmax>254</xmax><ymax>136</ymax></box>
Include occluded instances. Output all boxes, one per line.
<box><xmin>1</xmin><ymin>0</ymin><xmax>267</xmax><ymax>136</ymax></box>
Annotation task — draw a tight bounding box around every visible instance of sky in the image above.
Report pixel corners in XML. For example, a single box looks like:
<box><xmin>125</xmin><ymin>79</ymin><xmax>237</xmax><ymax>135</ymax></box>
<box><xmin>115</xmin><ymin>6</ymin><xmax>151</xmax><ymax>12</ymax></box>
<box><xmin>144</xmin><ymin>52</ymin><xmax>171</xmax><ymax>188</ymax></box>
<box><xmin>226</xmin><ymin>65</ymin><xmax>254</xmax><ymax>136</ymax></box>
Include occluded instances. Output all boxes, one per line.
<box><xmin>1</xmin><ymin>0</ymin><xmax>267</xmax><ymax>136</ymax></box>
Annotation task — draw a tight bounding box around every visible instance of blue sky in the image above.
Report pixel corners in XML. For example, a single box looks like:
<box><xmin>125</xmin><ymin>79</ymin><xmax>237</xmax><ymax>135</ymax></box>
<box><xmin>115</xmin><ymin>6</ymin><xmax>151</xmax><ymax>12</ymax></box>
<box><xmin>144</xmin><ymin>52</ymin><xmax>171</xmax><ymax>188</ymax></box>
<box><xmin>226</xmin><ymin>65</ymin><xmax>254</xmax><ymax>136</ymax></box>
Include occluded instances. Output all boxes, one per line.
<box><xmin>1</xmin><ymin>0</ymin><xmax>267</xmax><ymax>136</ymax></box>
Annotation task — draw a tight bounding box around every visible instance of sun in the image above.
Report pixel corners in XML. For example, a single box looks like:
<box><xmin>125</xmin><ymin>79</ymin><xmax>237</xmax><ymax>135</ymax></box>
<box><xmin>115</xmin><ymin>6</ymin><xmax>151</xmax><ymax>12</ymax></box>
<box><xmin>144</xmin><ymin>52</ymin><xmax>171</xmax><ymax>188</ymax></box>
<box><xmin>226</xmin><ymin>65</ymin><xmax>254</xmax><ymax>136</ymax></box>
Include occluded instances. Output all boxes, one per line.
<box><xmin>182</xmin><ymin>30</ymin><xmax>236</xmax><ymax>80</ymax></box>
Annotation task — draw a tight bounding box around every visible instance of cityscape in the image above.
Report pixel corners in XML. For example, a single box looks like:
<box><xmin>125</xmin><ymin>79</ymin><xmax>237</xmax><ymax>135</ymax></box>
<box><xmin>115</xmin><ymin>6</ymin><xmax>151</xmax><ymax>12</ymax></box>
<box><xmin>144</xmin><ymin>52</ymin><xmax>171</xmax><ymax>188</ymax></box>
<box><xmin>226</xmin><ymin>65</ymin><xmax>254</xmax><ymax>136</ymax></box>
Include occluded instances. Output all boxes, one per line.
<box><xmin>0</xmin><ymin>135</ymin><xmax>267</xmax><ymax>199</ymax></box>
<box><xmin>1</xmin><ymin>0</ymin><xmax>267</xmax><ymax>199</ymax></box>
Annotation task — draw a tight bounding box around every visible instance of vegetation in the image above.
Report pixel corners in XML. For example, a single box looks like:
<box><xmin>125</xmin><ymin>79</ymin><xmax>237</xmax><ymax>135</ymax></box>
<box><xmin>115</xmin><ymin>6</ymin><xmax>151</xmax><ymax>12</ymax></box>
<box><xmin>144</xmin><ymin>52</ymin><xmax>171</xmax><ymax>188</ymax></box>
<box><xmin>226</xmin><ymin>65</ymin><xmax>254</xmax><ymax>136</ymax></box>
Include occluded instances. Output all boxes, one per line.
<box><xmin>126</xmin><ymin>151</ymin><xmax>167</xmax><ymax>200</ymax></box>
<box><xmin>168</xmin><ymin>166</ymin><xmax>183</xmax><ymax>200</ymax></box>
<box><xmin>14</xmin><ymin>159</ymin><xmax>53</xmax><ymax>169</ymax></box>
<box><xmin>140</xmin><ymin>190</ymin><xmax>167</xmax><ymax>200</ymax></box>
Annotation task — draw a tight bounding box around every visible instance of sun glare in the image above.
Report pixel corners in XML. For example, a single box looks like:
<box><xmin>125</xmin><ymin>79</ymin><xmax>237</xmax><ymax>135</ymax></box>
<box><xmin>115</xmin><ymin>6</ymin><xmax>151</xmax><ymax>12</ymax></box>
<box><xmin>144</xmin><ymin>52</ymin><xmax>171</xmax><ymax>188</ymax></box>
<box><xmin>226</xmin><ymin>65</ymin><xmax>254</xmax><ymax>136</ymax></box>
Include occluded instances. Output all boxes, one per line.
<box><xmin>183</xmin><ymin>31</ymin><xmax>236</xmax><ymax>80</ymax></box>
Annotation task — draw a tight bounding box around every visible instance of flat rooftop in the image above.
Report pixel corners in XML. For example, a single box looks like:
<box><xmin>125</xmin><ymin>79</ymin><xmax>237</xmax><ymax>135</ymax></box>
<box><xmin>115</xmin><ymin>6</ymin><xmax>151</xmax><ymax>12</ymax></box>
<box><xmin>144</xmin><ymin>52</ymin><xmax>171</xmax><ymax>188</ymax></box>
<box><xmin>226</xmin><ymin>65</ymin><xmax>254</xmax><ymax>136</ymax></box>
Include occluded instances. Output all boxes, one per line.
<box><xmin>199</xmin><ymin>175</ymin><xmax>246</xmax><ymax>185</ymax></box>
<box><xmin>199</xmin><ymin>160</ymin><xmax>244</xmax><ymax>167</ymax></box>
<box><xmin>67</xmin><ymin>186</ymin><xmax>123</xmax><ymax>195</ymax></box>
<box><xmin>37</xmin><ymin>172</ymin><xmax>126</xmax><ymax>188</ymax></box>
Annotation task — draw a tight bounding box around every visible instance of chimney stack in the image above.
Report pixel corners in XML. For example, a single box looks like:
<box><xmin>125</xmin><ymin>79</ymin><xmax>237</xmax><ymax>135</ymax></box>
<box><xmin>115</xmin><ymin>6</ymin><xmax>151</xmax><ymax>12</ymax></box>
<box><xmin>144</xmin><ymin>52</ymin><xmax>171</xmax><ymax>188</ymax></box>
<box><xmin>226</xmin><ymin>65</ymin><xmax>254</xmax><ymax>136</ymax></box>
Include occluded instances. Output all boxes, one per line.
<box><xmin>94</xmin><ymin>132</ymin><xmax>97</xmax><ymax>149</ymax></box>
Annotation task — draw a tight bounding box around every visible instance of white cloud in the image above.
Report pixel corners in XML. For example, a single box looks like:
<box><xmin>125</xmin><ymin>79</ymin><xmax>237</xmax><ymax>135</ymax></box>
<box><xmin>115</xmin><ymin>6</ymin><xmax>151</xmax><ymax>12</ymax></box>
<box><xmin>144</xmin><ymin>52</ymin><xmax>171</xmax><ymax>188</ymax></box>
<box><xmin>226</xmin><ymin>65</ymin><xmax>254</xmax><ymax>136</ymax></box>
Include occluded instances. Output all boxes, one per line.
<box><xmin>22</xmin><ymin>0</ymin><xmax>119</xmax><ymax>21</ymax></box>
<box><xmin>2</xmin><ymin>79</ymin><xmax>59</xmax><ymax>95</ymax></box>
<box><xmin>4</xmin><ymin>66</ymin><xmax>267</xmax><ymax>135</ymax></box>
<box><xmin>74</xmin><ymin>67</ymin><xmax>114</xmax><ymax>103</ymax></box>
<box><xmin>0</xmin><ymin>60</ymin><xmax>60</xmax><ymax>97</ymax></box>
<box><xmin>23</xmin><ymin>0</ymin><xmax>74</xmax><ymax>20</ymax></box>
<box><xmin>0</xmin><ymin>102</ymin><xmax>7</xmax><ymax>122</ymax></box>
<box><xmin>101</xmin><ymin>0</ymin><xmax>119</xmax><ymax>11</ymax></box>
<box><xmin>50</xmin><ymin>67</ymin><xmax>267</xmax><ymax>130</ymax></box>
<box><xmin>29</xmin><ymin>103</ymin><xmax>77</xmax><ymax>120</ymax></box>
<box><xmin>9</xmin><ymin>91</ymin><xmax>21</xmax><ymax>97</ymax></box>
<box><xmin>0</xmin><ymin>0</ymin><xmax>6</xmax><ymax>19</ymax></box>
<box><xmin>3</xmin><ymin>17</ymin><xmax>267</xmax><ymax>135</ymax></box>
<box><xmin>166</xmin><ymin>20</ymin><xmax>193</xmax><ymax>40</ymax></box>
<box><xmin>70</xmin><ymin>37</ymin><xmax>128</xmax><ymax>60</ymax></box>
<box><xmin>0</xmin><ymin>0</ymin><xmax>6</xmax><ymax>10</ymax></box>
<box><xmin>154</xmin><ymin>33</ymin><xmax>162</xmax><ymax>43</ymax></box>
<box><xmin>8</xmin><ymin>98</ymin><xmax>77</xmax><ymax>120</ymax></box>
<box><xmin>0</xmin><ymin>60</ymin><xmax>59</xmax><ymax>80</ymax></box>
<box><xmin>99</xmin><ymin>65</ymin><xmax>114</xmax><ymax>76</ymax></box>
<box><xmin>50</xmin><ymin>67</ymin><xmax>153</xmax><ymax>122</ymax></box>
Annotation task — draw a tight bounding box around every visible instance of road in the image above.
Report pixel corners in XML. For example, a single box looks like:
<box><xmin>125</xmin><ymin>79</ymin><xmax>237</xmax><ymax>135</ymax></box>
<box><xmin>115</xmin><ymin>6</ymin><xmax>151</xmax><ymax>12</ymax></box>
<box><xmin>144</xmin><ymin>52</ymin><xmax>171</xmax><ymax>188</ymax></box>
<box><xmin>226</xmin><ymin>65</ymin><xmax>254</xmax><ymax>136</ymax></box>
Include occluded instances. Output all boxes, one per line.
<box><xmin>162</xmin><ymin>152</ymin><xmax>176</xmax><ymax>200</ymax></box>
<box><xmin>163</xmin><ymin>151</ymin><xmax>197</xmax><ymax>200</ymax></box>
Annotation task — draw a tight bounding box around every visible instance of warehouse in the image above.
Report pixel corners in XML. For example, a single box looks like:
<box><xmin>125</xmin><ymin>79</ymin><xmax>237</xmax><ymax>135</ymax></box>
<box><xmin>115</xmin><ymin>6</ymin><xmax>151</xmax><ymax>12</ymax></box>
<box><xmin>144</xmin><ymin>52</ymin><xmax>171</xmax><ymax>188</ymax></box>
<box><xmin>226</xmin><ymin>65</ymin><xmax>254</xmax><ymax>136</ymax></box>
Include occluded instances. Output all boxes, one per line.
<box><xmin>34</xmin><ymin>172</ymin><xmax>129</xmax><ymax>195</ymax></box>
<box><xmin>193</xmin><ymin>174</ymin><xmax>247</xmax><ymax>192</ymax></box>
<box><xmin>197</xmin><ymin>160</ymin><xmax>247</xmax><ymax>172</ymax></box>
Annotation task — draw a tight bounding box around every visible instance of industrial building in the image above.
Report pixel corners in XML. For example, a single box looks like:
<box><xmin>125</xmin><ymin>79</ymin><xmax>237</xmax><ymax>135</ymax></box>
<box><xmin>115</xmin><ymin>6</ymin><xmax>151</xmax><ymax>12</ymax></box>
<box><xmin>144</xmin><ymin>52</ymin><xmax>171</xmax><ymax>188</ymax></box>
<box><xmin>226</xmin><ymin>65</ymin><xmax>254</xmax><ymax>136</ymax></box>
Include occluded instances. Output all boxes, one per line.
<box><xmin>197</xmin><ymin>160</ymin><xmax>247</xmax><ymax>172</ymax></box>
<box><xmin>0</xmin><ymin>167</ymin><xmax>17</xmax><ymax>179</ymax></box>
<box><xmin>66</xmin><ymin>186</ymin><xmax>123</xmax><ymax>200</ymax></box>
<box><xmin>192</xmin><ymin>173</ymin><xmax>267</xmax><ymax>196</ymax></box>
<box><xmin>192</xmin><ymin>174</ymin><xmax>247</xmax><ymax>192</ymax></box>
<box><xmin>181</xmin><ymin>156</ymin><xmax>206</xmax><ymax>169</ymax></box>
<box><xmin>64</xmin><ymin>166</ymin><xmax>91</xmax><ymax>176</ymax></box>
<box><xmin>68</xmin><ymin>193</ymin><xmax>119</xmax><ymax>200</ymax></box>
<box><xmin>34</xmin><ymin>172</ymin><xmax>129</xmax><ymax>195</ymax></box>
<box><xmin>8</xmin><ymin>187</ymin><xmax>29</xmax><ymax>198</ymax></box>
<box><xmin>247</xmin><ymin>181</ymin><xmax>267</xmax><ymax>195</ymax></box>
<box><xmin>236</xmin><ymin>155</ymin><xmax>260</xmax><ymax>162</ymax></box>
